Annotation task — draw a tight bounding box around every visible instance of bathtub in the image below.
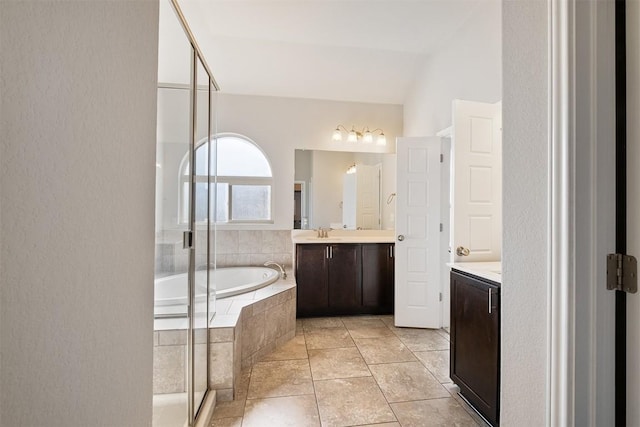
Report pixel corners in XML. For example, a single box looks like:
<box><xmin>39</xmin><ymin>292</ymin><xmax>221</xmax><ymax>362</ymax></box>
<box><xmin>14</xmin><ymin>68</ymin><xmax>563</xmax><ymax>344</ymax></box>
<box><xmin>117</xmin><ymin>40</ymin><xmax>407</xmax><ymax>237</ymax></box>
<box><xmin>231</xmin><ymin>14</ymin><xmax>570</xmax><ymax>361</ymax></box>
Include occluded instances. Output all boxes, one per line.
<box><xmin>154</xmin><ymin>267</ymin><xmax>280</xmax><ymax>318</ymax></box>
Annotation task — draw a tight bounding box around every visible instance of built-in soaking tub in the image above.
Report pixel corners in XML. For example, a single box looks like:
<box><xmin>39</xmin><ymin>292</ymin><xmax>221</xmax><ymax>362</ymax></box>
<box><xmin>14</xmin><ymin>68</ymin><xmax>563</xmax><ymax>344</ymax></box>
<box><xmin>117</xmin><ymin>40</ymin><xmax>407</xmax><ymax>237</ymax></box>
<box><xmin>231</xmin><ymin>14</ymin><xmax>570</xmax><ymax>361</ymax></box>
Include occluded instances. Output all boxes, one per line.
<box><xmin>154</xmin><ymin>267</ymin><xmax>279</xmax><ymax>318</ymax></box>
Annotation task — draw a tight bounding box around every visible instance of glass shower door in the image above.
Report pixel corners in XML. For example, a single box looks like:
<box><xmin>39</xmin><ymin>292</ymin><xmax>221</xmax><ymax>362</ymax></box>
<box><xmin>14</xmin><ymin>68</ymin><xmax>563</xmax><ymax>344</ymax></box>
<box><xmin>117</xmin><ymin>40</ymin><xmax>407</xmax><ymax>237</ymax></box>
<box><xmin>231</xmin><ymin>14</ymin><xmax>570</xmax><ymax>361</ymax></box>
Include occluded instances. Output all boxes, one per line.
<box><xmin>190</xmin><ymin>57</ymin><xmax>210</xmax><ymax>419</ymax></box>
<box><xmin>153</xmin><ymin>0</ymin><xmax>192</xmax><ymax>423</ymax></box>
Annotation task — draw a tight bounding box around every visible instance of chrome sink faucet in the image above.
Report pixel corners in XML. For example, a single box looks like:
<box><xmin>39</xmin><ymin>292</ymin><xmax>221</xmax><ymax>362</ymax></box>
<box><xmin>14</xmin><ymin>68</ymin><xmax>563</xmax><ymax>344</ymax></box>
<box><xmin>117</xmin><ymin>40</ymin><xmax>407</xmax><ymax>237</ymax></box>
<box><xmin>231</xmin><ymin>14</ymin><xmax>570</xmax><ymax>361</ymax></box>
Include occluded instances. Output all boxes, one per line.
<box><xmin>315</xmin><ymin>227</ymin><xmax>332</xmax><ymax>238</ymax></box>
<box><xmin>264</xmin><ymin>261</ymin><xmax>287</xmax><ymax>279</ymax></box>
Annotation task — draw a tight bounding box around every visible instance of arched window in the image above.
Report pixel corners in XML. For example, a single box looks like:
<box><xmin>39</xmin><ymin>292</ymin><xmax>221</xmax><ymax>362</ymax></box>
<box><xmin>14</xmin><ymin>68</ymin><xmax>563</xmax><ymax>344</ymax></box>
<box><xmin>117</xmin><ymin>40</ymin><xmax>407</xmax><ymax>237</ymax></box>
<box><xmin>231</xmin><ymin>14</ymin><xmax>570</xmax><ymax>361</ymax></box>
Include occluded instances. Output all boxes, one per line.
<box><xmin>180</xmin><ymin>134</ymin><xmax>273</xmax><ymax>224</ymax></box>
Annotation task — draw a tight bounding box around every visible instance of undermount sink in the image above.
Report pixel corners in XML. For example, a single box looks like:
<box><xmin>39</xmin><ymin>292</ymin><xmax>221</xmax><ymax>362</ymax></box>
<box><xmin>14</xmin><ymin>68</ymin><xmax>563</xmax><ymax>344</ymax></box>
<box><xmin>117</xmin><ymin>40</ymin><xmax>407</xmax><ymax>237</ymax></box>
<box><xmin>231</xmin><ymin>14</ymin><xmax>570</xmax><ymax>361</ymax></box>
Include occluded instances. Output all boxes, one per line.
<box><xmin>305</xmin><ymin>237</ymin><xmax>342</xmax><ymax>241</ymax></box>
<box><xmin>491</xmin><ymin>270</ymin><xmax>502</xmax><ymax>275</ymax></box>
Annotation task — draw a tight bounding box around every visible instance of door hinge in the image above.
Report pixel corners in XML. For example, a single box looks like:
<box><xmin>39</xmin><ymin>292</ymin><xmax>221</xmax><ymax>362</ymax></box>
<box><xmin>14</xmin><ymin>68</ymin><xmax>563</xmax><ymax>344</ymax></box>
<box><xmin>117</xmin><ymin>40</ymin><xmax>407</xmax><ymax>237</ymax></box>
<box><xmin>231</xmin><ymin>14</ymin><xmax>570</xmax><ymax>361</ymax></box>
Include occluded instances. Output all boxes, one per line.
<box><xmin>606</xmin><ymin>253</ymin><xmax>638</xmax><ymax>293</ymax></box>
<box><xmin>183</xmin><ymin>230</ymin><xmax>193</xmax><ymax>249</ymax></box>
<box><xmin>439</xmin><ymin>223</ymin><xmax>443</xmax><ymax>232</ymax></box>
<box><xmin>439</xmin><ymin>292</ymin><xmax>443</xmax><ymax>302</ymax></box>
<box><xmin>440</xmin><ymin>153</ymin><xmax>444</xmax><ymax>163</ymax></box>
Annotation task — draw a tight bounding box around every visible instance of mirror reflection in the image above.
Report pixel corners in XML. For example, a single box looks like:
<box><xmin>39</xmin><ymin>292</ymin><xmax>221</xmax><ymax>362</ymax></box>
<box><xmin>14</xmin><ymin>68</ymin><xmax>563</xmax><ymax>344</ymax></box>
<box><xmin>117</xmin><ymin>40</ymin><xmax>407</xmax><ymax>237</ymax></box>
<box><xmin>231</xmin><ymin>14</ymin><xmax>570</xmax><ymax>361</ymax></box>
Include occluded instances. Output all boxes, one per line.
<box><xmin>294</xmin><ymin>149</ymin><xmax>396</xmax><ymax>230</ymax></box>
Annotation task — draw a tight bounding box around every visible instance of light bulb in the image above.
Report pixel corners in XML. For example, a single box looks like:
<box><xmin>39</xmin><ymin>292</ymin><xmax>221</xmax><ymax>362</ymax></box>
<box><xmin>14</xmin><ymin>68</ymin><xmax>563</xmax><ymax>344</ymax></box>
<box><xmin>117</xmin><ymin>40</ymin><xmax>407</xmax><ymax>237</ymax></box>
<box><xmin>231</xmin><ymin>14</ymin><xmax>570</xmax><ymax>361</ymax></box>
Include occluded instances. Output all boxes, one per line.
<box><xmin>347</xmin><ymin>130</ymin><xmax>358</xmax><ymax>143</ymax></box>
<box><xmin>332</xmin><ymin>128</ymin><xmax>342</xmax><ymax>141</ymax></box>
<box><xmin>376</xmin><ymin>133</ymin><xmax>387</xmax><ymax>146</ymax></box>
<box><xmin>363</xmin><ymin>131</ymin><xmax>373</xmax><ymax>143</ymax></box>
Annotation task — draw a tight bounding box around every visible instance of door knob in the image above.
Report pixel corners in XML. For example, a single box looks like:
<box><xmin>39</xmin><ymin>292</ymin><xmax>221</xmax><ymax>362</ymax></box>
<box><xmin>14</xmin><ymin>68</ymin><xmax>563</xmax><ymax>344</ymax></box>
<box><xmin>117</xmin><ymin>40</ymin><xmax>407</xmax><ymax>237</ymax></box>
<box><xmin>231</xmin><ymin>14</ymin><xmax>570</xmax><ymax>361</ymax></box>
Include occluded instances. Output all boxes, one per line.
<box><xmin>456</xmin><ymin>246</ymin><xmax>470</xmax><ymax>256</ymax></box>
<box><xmin>397</xmin><ymin>235</ymin><xmax>405</xmax><ymax>241</ymax></box>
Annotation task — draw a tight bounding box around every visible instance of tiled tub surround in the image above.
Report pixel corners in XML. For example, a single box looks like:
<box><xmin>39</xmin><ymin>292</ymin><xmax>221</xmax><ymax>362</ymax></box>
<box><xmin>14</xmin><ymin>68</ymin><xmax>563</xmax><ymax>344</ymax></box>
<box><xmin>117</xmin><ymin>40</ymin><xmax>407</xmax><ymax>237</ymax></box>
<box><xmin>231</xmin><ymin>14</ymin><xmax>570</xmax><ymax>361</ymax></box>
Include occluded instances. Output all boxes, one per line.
<box><xmin>153</xmin><ymin>276</ymin><xmax>297</xmax><ymax>400</ymax></box>
<box><xmin>155</xmin><ymin>230</ymin><xmax>294</xmax><ymax>276</ymax></box>
<box><xmin>215</xmin><ymin>230</ymin><xmax>293</xmax><ymax>269</ymax></box>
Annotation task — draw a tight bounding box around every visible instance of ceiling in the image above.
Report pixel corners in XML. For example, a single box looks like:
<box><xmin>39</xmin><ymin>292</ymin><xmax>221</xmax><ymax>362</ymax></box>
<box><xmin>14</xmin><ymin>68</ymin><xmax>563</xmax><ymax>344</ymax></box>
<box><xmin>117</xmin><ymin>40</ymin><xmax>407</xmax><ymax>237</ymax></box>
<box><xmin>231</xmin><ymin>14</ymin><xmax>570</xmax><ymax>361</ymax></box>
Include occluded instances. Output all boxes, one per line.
<box><xmin>169</xmin><ymin>0</ymin><xmax>488</xmax><ymax>105</ymax></box>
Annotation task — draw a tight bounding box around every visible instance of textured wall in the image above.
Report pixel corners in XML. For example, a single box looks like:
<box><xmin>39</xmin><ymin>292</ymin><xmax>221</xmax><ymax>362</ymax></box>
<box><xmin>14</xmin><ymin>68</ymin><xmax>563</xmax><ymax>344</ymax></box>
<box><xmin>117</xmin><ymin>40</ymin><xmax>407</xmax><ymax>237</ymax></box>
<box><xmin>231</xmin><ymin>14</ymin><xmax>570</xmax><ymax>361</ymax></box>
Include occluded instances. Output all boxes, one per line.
<box><xmin>403</xmin><ymin>3</ymin><xmax>502</xmax><ymax>137</ymax></box>
<box><xmin>501</xmin><ymin>1</ymin><xmax>549</xmax><ymax>425</ymax></box>
<box><xmin>216</xmin><ymin>93</ymin><xmax>403</xmax><ymax>230</ymax></box>
<box><xmin>0</xmin><ymin>1</ymin><xmax>159</xmax><ymax>425</ymax></box>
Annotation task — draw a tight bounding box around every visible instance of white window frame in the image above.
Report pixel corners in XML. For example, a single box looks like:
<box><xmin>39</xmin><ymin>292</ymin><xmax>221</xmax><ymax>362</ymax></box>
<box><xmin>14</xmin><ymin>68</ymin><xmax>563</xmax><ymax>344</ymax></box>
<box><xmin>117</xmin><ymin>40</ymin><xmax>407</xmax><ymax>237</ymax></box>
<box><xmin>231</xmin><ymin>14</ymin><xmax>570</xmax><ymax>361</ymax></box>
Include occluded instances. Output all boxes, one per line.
<box><xmin>178</xmin><ymin>133</ymin><xmax>274</xmax><ymax>225</ymax></box>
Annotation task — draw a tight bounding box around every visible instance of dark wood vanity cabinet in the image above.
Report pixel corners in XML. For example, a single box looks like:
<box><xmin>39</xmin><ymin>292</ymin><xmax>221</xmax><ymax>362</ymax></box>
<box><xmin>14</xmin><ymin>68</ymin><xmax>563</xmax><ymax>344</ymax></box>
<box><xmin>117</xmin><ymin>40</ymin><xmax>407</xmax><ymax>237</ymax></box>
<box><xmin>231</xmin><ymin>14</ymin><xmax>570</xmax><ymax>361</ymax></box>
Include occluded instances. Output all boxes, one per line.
<box><xmin>296</xmin><ymin>243</ymin><xmax>394</xmax><ymax>317</ymax></box>
<box><xmin>362</xmin><ymin>243</ymin><xmax>394</xmax><ymax>312</ymax></box>
<box><xmin>327</xmin><ymin>244</ymin><xmax>361</xmax><ymax>311</ymax></box>
<box><xmin>450</xmin><ymin>269</ymin><xmax>500</xmax><ymax>426</ymax></box>
<box><xmin>295</xmin><ymin>244</ymin><xmax>329</xmax><ymax>315</ymax></box>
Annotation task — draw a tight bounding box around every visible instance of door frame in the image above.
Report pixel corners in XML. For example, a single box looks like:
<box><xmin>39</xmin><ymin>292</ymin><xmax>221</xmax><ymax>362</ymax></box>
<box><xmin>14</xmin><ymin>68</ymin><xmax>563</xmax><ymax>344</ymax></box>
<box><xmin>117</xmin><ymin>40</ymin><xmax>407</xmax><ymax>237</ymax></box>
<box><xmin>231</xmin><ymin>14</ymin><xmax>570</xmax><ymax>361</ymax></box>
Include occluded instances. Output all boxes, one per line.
<box><xmin>548</xmin><ymin>0</ymin><xmax>617</xmax><ymax>424</ymax></box>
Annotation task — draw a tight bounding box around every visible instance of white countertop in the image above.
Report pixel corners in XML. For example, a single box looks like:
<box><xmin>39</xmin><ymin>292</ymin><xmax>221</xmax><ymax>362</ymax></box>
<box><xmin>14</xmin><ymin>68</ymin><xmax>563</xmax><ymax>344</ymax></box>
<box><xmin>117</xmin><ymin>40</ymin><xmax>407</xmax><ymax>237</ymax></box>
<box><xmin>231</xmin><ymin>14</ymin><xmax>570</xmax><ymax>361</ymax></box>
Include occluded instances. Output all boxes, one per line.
<box><xmin>291</xmin><ymin>229</ymin><xmax>395</xmax><ymax>244</ymax></box>
<box><xmin>447</xmin><ymin>261</ymin><xmax>502</xmax><ymax>284</ymax></box>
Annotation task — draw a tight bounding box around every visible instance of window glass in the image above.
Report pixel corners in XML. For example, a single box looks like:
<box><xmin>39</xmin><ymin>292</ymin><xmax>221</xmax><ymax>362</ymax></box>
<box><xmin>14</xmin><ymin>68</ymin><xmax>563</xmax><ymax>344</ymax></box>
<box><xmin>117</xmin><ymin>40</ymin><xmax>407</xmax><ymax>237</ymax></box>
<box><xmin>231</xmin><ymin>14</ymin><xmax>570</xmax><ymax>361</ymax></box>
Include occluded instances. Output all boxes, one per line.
<box><xmin>215</xmin><ymin>183</ymin><xmax>229</xmax><ymax>222</ymax></box>
<box><xmin>216</xmin><ymin>136</ymin><xmax>271</xmax><ymax>177</ymax></box>
<box><xmin>181</xmin><ymin>134</ymin><xmax>273</xmax><ymax>223</ymax></box>
<box><xmin>231</xmin><ymin>185</ymin><xmax>271</xmax><ymax>220</ymax></box>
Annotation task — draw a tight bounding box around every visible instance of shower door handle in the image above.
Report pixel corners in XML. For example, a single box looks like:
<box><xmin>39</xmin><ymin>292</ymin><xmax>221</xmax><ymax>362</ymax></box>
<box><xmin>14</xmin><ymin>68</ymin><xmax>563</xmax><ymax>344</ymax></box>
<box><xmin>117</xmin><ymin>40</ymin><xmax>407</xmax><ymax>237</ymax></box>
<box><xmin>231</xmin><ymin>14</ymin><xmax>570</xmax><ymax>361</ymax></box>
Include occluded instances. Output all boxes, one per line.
<box><xmin>183</xmin><ymin>230</ymin><xmax>193</xmax><ymax>249</ymax></box>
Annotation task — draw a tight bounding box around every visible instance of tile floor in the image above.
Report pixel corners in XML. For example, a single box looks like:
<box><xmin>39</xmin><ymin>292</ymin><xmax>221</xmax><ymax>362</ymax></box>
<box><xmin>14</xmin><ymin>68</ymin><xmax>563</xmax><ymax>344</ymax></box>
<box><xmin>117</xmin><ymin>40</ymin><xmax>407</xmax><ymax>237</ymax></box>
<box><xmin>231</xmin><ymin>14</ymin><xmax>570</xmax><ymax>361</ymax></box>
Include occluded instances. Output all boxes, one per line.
<box><xmin>210</xmin><ymin>315</ymin><xmax>489</xmax><ymax>427</ymax></box>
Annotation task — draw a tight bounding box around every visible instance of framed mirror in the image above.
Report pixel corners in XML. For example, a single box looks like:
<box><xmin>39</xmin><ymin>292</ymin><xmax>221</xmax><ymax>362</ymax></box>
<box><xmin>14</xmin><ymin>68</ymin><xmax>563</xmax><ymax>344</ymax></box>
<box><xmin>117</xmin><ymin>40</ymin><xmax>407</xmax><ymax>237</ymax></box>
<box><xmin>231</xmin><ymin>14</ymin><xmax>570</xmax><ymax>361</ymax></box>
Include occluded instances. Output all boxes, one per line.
<box><xmin>294</xmin><ymin>149</ymin><xmax>396</xmax><ymax>230</ymax></box>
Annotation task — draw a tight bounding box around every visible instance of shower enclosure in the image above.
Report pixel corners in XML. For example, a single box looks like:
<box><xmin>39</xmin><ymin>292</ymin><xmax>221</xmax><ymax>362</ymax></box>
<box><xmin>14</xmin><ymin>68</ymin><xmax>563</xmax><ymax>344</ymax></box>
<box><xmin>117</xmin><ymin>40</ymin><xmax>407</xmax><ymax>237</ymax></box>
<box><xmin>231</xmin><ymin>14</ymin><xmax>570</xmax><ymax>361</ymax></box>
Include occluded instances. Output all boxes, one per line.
<box><xmin>153</xmin><ymin>0</ymin><xmax>219</xmax><ymax>425</ymax></box>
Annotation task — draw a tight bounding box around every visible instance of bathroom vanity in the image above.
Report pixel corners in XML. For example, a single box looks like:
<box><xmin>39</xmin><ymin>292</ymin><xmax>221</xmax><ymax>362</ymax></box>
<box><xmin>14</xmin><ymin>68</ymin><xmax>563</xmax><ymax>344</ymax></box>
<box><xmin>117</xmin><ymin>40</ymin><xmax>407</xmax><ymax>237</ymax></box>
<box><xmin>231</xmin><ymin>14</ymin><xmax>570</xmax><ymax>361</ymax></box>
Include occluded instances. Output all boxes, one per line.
<box><xmin>292</xmin><ymin>230</ymin><xmax>395</xmax><ymax>317</ymax></box>
<box><xmin>449</xmin><ymin>262</ymin><xmax>501</xmax><ymax>427</ymax></box>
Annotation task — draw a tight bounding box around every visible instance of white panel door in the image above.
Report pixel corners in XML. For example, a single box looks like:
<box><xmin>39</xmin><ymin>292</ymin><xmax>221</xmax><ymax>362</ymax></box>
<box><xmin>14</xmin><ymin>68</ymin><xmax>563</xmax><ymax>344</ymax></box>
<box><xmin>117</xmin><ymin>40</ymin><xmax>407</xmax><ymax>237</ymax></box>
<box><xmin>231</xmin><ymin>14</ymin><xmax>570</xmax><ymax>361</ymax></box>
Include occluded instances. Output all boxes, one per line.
<box><xmin>395</xmin><ymin>137</ymin><xmax>441</xmax><ymax>328</ymax></box>
<box><xmin>357</xmin><ymin>164</ymin><xmax>381</xmax><ymax>229</ymax></box>
<box><xmin>451</xmin><ymin>100</ymin><xmax>502</xmax><ymax>262</ymax></box>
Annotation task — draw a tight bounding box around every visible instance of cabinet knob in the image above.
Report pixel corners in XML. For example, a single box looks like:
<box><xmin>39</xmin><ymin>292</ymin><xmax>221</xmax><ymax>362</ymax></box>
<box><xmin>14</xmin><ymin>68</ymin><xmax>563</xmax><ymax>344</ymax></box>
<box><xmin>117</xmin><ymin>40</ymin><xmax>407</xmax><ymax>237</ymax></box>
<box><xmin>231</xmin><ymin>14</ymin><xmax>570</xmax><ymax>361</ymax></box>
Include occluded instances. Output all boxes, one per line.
<box><xmin>456</xmin><ymin>246</ymin><xmax>470</xmax><ymax>256</ymax></box>
<box><xmin>397</xmin><ymin>235</ymin><xmax>405</xmax><ymax>241</ymax></box>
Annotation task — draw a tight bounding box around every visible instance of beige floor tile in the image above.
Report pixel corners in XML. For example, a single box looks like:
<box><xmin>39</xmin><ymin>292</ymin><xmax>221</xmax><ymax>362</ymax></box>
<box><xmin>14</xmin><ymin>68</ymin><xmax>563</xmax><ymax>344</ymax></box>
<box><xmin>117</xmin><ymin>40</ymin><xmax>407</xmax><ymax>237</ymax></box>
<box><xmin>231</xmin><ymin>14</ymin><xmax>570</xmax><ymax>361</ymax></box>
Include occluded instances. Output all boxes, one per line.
<box><xmin>211</xmin><ymin>399</ymin><xmax>246</xmax><ymax>420</ymax></box>
<box><xmin>342</xmin><ymin>318</ymin><xmax>395</xmax><ymax>339</ymax></box>
<box><xmin>261</xmin><ymin>334</ymin><xmax>308</xmax><ymax>361</ymax></box>
<box><xmin>314</xmin><ymin>377</ymin><xmax>397</xmax><ymax>427</ymax></box>
<box><xmin>302</xmin><ymin>317</ymin><xmax>345</xmax><ymax>331</ymax></box>
<box><xmin>348</xmin><ymin>327</ymin><xmax>395</xmax><ymax>339</ymax></box>
<box><xmin>390</xmin><ymin>398</ymin><xmax>479</xmax><ymax>427</ymax></box>
<box><xmin>368</xmin><ymin>361</ymin><xmax>449</xmax><ymax>403</ymax></box>
<box><xmin>358</xmin><ymin>423</ymin><xmax>400</xmax><ymax>427</ymax></box>
<box><xmin>210</xmin><ymin>417</ymin><xmax>242</xmax><ymax>427</ymax></box>
<box><xmin>392</xmin><ymin>328</ymin><xmax>450</xmax><ymax>352</ymax></box>
<box><xmin>247</xmin><ymin>359</ymin><xmax>314</xmax><ymax>399</ymax></box>
<box><xmin>443</xmin><ymin>383</ymin><xmax>492</xmax><ymax>427</ymax></box>
<box><xmin>242</xmin><ymin>395</ymin><xmax>320</xmax><ymax>427</ymax></box>
<box><xmin>305</xmin><ymin>328</ymin><xmax>355</xmax><ymax>350</ymax></box>
<box><xmin>341</xmin><ymin>317</ymin><xmax>388</xmax><ymax>327</ymax></box>
<box><xmin>308</xmin><ymin>347</ymin><xmax>371</xmax><ymax>381</ymax></box>
<box><xmin>414</xmin><ymin>350</ymin><xmax>451</xmax><ymax>384</ymax></box>
<box><xmin>354</xmin><ymin>336</ymin><xmax>417</xmax><ymax>364</ymax></box>
<box><xmin>380</xmin><ymin>315</ymin><xmax>396</xmax><ymax>327</ymax></box>
<box><xmin>436</xmin><ymin>328</ymin><xmax>450</xmax><ymax>341</ymax></box>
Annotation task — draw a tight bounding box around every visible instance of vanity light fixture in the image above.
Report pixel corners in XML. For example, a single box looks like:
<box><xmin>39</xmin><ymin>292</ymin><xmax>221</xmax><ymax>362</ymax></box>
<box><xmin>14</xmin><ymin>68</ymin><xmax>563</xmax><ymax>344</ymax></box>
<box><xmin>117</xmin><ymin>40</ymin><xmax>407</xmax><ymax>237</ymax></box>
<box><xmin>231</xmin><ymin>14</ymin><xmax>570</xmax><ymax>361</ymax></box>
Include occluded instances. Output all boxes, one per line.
<box><xmin>346</xmin><ymin>164</ymin><xmax>357</xmax><ymax>174</ymax></box>
<box><xmin>332</xmin><ymin>124</ymin><xmax>387</xmax><ymax>146</ymax></box>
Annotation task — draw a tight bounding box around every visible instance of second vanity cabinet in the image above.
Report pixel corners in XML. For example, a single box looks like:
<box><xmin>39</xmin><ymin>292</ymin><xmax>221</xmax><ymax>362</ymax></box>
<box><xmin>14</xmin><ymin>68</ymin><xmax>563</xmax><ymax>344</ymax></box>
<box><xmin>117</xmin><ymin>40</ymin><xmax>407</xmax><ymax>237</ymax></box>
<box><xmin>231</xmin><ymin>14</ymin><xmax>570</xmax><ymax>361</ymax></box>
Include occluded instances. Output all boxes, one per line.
<box><xmin>296</xmin><ymin>243</ymin><xmax>394</xmax><ymax>317</ymax></box>
<box><xmin>450</xmin><ymin>269</ymin><xmax>500</xmax><ymax>426</ymax></box>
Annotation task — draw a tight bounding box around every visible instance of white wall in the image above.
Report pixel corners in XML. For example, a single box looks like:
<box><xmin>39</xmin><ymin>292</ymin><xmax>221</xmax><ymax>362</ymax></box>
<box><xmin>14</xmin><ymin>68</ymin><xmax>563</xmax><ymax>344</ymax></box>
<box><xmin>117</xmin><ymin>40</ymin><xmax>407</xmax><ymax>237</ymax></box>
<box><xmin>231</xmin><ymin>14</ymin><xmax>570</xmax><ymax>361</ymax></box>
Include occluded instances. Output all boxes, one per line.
<box><xmin>403</xmin><ymin>2</ymin><xmax>502</xmax><ymax>137</ymax></box>
<box><xmin>215</xmin><ymin>93</ymin><xmax>403</xmax><ymax>230</ymax></box>
<box><xmin>0</xmin><ymin>2</ymin><xmax>158</xmax><ymax>426</ymax></box>
<box><xmin>501</xmin><ymin>1</ymin><xmax>549</xmax><ymax>424</ymax></box>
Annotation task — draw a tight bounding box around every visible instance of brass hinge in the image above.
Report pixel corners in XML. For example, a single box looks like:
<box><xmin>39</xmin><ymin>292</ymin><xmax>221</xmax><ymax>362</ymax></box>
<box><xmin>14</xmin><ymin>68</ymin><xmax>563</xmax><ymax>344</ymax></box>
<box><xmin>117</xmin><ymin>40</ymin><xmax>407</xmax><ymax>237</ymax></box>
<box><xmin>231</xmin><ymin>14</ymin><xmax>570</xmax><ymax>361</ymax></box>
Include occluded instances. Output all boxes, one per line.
<box><xmin>606</xmin><ymin>254</ymin><xmax>638</xmax><ymax>293</ymax></box>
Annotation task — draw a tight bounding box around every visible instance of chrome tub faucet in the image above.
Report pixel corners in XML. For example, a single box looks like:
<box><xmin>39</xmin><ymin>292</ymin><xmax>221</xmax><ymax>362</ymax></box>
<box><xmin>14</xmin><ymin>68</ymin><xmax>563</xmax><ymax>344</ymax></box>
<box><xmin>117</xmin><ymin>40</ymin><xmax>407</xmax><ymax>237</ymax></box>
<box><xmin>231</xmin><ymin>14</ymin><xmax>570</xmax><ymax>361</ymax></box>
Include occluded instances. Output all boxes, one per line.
<box><xmin>264</xmin><ymin>261</ymin><xmax>287</xmax><ymax>279</ymax></box>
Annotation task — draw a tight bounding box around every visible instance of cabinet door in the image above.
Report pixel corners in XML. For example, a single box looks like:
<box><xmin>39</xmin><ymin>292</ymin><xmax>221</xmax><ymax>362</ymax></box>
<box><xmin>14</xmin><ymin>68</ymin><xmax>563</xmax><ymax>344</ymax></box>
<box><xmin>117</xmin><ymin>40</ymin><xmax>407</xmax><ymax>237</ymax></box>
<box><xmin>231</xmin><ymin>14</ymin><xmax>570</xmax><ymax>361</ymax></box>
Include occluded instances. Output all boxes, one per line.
<box><xmin>362</xmin><ymin>243</ymin><xmax>394</xmax><ymax>313</ymax></box>
<box><xmin>295</xmin><ymin>244</ymin><xmax>329</xmax><ymax>316</ymax></box>
<box><xmin>328</xmin><ymin>244</ymin><xmax>361</xmax><ymax>311</ymax></box>
<box><xmin>450</xmin><ymin>270</ymin><xmax>500</xmax><ymax>426</ymax></box>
